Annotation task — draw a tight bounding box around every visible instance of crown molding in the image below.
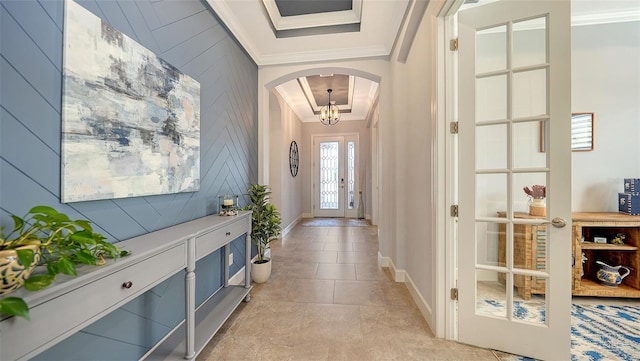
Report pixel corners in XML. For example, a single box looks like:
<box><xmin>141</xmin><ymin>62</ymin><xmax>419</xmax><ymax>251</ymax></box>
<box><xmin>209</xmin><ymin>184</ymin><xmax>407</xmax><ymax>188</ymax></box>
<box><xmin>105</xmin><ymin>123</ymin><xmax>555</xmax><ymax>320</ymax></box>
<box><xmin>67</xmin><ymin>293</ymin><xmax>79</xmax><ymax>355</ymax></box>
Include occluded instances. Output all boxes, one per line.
<box><xmin>205</xmin><ymin>0</ymin><xmax>260</xmax><ymax>64</ymax></box>
<box><xmin>258</xmin><ymin>45</ymin><xmax>390</xmax><ymax>66</ymax></box>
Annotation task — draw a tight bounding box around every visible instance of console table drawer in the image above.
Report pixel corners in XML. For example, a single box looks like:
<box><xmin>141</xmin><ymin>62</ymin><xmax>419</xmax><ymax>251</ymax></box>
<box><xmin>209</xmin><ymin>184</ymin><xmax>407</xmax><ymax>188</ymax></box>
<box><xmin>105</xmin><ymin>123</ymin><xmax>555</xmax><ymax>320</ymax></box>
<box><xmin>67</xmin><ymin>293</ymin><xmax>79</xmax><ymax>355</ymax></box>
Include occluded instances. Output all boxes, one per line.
<box><xmin>195</xmin><ymin>216</ymin><xmax>249</xmax><ymax>260</ymax></box>
<box><xmin>1</xmin><ymin>243</ymin><xmax>186</xmax><ymax>361</ymax></box>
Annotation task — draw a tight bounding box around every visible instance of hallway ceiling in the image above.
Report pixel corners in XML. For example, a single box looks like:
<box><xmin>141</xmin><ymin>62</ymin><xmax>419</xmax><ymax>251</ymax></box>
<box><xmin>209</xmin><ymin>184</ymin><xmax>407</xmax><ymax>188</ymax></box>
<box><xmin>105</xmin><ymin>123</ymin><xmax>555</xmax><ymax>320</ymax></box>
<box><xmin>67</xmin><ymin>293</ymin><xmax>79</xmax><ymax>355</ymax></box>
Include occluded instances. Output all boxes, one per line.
<box><xmin>206</xmin><ymin>0</ymin><xmax>411</xmax><ymax>66</ymax></box>
<box><xmin>206</xmin><ymin>0</ymin><xmax>640</xmax><ymax>124</ymax></box>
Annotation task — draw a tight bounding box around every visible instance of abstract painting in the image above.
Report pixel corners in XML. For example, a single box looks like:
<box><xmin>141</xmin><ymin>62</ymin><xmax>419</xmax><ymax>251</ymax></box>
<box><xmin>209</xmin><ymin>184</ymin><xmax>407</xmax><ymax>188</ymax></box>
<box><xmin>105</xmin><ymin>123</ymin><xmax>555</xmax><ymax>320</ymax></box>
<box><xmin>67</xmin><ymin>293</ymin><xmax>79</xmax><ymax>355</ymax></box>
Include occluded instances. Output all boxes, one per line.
<box><xmin>61</xmin><ymin>0</ymin><xmax>200</xmax><ymax>203</ymax></box>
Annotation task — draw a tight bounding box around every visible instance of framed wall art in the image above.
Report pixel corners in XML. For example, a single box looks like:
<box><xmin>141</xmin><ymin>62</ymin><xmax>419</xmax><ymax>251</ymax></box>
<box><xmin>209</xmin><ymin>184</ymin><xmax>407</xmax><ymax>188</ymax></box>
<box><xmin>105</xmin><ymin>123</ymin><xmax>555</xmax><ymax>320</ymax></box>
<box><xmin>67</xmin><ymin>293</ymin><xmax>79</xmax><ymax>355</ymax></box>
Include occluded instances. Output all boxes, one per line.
<box><xmin>61</xmin><ymin>0</ymin><xmax>201</xmax><ymax>202</ymax></box>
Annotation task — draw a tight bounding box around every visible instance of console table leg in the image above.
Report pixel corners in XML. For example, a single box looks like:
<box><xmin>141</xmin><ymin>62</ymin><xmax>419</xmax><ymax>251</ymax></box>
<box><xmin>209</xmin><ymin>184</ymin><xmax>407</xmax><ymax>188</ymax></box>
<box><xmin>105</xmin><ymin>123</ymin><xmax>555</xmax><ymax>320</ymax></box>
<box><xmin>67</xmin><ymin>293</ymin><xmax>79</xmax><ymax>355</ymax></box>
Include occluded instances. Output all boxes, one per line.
<box><xmin>184</xmin><ymin>237</ymin><xmax>196</xmax><ymax>359</ymax></box>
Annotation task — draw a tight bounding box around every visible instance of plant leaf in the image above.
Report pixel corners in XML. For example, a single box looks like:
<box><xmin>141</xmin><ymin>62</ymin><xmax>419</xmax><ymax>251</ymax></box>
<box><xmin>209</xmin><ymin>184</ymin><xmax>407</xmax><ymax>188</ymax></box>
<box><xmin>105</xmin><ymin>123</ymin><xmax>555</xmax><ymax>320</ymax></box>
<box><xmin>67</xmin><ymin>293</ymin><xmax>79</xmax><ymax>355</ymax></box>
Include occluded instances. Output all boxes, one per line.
<box><xmin>23</xmin><ymin>274</ymin><xmax>55</xmax><ymax>291</ymax></box>
<box><xmin>47</xmin><ymin>262</ymin><xmax>59</xmax><ymax>275</ymax></box>
<box><xmin>50</xmin><ymin>213</ymin><xmax>72</xmax><ymax>223</ymax></box>
<box><xmin>10</xmin><ymin>215</ymin><xmax>24</xmax><ymax>233</ymax></box>
<box><xmin>75</xmin><ymin>250</ymin><xmax>96</xmax><ymax>265</ymax></box>
<box><xmin>72</xmin><ymin>220</ymin><xmax>93</xmax><ymax>232</ymax></box>
<box><xmin>57</xmin><ymin>257</ymin><xmax>77</xmax><ymax>276</ymax></box>
<box><xmin>16</xmin><ymin>248</ymin><xmax>35</xmax><ymax>269</ymax></box>
<box><xmin>69</xmin><ymin>230</ymin><xmax>96</xmax><ymax>244</ymax></box>
<box><xmin>29</xmin><ymin>205</ymin><xmax>58</xmax><ymax>215</ymax></box>
<box><xmin>0</xmin><ymin>297</ymin><xmax>30</xmax><ymax>320</ymax></box>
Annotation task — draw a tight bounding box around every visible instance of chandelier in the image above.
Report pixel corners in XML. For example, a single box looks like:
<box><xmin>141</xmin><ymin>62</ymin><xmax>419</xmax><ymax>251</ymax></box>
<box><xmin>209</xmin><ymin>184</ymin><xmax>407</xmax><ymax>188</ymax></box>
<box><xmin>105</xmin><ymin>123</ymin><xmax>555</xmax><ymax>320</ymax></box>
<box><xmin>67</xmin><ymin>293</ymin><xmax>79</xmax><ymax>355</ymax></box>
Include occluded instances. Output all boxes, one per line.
<box><xmin>319</xmin><ymin>89</ymin><xmax>340</xmax><ymax>126</ymax></box>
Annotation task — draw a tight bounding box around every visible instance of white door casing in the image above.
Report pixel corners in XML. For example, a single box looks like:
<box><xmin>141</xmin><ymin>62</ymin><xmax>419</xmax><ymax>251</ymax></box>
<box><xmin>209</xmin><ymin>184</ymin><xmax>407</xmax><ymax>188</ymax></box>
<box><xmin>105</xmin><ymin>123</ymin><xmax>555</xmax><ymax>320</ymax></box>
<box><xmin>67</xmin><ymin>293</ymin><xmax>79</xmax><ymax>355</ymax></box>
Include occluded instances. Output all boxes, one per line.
<box><xmin>457</xmin><ymin>1</ymin><xmax>572</xmax><ymax>359</ymax></box>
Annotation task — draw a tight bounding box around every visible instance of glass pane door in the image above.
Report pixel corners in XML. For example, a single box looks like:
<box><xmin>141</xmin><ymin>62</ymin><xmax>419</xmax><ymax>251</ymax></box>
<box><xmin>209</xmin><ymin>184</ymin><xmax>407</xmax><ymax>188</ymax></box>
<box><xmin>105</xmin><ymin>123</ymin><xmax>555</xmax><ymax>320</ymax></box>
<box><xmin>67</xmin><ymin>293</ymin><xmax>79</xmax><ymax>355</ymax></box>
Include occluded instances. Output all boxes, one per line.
<box><xmin>319</xmin><ymin>141</ymin><xmax>340</xmax><ymax>210</ymax></box>
<box><xmin>313</xmin><ymin>135</ymin><xmax>359</xmax><ymax>218</ymax></box>
<box><xmin>457</xmin><ymin>1</ymin><xmax>572</xmax><ymax>359</ymax></box>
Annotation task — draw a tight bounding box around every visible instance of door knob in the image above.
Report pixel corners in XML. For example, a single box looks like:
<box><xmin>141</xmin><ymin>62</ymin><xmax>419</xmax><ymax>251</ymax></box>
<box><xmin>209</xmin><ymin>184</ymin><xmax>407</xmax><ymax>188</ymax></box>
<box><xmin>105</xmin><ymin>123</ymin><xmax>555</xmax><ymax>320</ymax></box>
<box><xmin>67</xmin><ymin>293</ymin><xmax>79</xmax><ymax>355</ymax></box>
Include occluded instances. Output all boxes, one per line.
<box><xmin>538</xmin><ymin>217</ymin><xmax>567</xmax><ymax>228</ymax></box>
<box><xmin>550</xmin><ymin>217</ymin><xmax>567</xmax><ymax>228</ymax></box>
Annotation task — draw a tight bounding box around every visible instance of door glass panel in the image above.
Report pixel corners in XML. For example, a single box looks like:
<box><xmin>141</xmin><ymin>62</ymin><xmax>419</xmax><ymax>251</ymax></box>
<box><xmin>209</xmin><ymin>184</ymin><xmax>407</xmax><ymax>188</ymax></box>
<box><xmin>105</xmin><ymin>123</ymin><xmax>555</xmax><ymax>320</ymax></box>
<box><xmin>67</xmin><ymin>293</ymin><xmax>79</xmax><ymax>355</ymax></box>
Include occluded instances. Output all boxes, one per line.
<box><xmin>477</xmin><ymin>173</ymin><xmax>507</xmax><ymax>218</ymax></box>
<box><xmin>532</xmin><ymin>226</ymin><xmax>547</xmax><ymax>273</ymax></box>
<box><xmin>347</xmin><ymin>141</ymin><xmax>355</xmax><ymax>210</ymax></box>
<box><xmin>477</xmin><ymin>75</ymin><xmax>507</xmax><ymax>122</ymax></box>
<box><xmin>511</xmin><ymin>288</ymin><xmax>547</xmax><ymax>325</ymax></box>
<box><xmin>476</xmin><ymin>270</ymin><xmax>508</xmax><ymax>319</ymax></box>
<box><xmin>476</xmin><ymin>25</ymin><xmax>507</xmax><ymax>73</ymax></box>
<box><xmin>477</xmin><ymin>124</ymin><xmax>507</xmax><ymax>170</ymax></box>
<box><xmin>513</xmin><ymin>17</ymin><xmax>547</xmax><ymax>68</ymax></box>
<box><xmin>512</xmin><ymin>69</ymin><xmax>547</xmax><ymax>119</ymax></box>
<box><xmin>511</xmin><ymin>223</ymin><xmax>547</xmax><ymax>272</ymax></box>
<box><xmin>513</xmin><ymin>120</ymin><xmax>546</xmax><ymax>169</ymax></box>
<box><xmin>513</xmin><ymin>172</ymin><xmax>546</xmax><ymax>217</ymax></box>
<box><xmin>319</xmin><ymin>141</ymin><xmax>339</xmax><ymax>210</ymax></box>
<box><xmin>477</xmin><ymin>221</ymin><xmax>504</xmax><ymax>267</ymax></box>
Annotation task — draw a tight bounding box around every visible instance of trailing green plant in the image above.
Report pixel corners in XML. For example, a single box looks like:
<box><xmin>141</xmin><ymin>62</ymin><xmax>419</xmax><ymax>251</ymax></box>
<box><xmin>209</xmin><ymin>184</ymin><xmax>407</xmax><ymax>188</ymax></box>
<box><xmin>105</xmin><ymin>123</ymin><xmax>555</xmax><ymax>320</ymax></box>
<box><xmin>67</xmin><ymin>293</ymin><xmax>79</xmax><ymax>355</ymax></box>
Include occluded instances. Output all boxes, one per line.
<box><xmin>243</xmin><ymin>184</ymin><xmax>282</xmax><ymax>264</ymax></box>
<box><xmin>0</xmin><ymin>205</ymin><xmax>129</xmax><ymax>319</ymax></box>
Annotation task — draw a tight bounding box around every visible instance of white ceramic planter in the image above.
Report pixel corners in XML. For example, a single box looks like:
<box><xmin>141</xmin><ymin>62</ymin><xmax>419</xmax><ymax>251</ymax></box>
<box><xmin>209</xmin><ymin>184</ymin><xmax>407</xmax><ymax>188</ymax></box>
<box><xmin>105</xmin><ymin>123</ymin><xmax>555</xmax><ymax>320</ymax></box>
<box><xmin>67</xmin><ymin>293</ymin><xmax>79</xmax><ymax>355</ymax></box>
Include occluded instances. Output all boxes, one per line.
<box><xmin>251</xmin><ymin>258</ymin><xmax>272</xmax><ymax>283</ymax></box>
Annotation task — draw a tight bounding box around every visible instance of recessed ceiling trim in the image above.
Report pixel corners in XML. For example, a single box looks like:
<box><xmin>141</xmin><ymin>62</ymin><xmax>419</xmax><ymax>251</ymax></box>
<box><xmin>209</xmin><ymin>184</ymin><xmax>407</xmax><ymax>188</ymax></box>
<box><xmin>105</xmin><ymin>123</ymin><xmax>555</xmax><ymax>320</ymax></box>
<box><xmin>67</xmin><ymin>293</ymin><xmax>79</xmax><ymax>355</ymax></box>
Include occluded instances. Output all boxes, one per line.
<box><xmin>347</xmin><ymin>76</ymin><xmax>355</xmax><ymax>110</ymax></box>
<box><xmin>263</xmin><ymin>0</ymin><xmax>362</xmax><ymax>31</ymax></box>
<box><xmin>259</xmin><ymin>45</ymin><xmax>390</xmax><ymax>66</ymax></box>
<box><xmin>297</xmin><ymin>77</ymin><xmax>319</xmax><ymax>111</ymax></box>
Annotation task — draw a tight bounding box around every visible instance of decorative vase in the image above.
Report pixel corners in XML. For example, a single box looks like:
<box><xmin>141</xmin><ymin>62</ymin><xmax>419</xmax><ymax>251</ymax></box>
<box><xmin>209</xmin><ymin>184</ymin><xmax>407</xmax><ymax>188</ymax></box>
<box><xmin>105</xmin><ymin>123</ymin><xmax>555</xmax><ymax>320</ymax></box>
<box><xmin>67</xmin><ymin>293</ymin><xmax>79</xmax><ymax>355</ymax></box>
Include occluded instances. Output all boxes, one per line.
<box><xmin>0</xmin><ymin>244</ymin><xmax>41</xmax><ymax>295</ymax></box>
<box><xmin>529</xmin><ymin>198</ymin><xmax>546</xmax><ymax>217</ymax></box>
<box><xmin>251</xmin><ymin>258</ymin><xmax>272</xmax><ymax>284</ymax></box>
<box><xmin>596</xmin><ymin>261</ymin><xmax>630</xmax><ymax>287</ymax></box>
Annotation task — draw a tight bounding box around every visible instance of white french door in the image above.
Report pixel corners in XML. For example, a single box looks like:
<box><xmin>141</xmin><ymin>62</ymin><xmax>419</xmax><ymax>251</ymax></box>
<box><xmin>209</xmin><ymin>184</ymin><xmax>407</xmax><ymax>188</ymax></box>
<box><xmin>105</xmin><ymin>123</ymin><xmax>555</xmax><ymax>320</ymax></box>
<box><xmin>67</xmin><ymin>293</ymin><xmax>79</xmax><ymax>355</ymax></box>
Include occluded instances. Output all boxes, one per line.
<box><xmin>457</xmin><ymin>1</ymin><xmax>572</xmax><ymax>359</ymax></box>
<box><xmin>313</xmin><ymin>135</ymin><xmax>358</xmax><ymax>218</ymax></box>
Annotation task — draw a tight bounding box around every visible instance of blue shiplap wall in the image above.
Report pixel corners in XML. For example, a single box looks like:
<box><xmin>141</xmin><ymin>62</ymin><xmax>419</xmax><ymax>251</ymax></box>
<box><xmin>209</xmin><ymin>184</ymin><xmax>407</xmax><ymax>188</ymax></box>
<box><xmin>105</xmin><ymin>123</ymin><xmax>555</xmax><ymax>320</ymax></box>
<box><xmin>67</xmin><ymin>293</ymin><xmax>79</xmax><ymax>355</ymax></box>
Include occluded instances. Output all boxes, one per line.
<box><xmin>0</xmin><ymin>0</ymin><xmax>257</xmax><ymax>358</ymax></box>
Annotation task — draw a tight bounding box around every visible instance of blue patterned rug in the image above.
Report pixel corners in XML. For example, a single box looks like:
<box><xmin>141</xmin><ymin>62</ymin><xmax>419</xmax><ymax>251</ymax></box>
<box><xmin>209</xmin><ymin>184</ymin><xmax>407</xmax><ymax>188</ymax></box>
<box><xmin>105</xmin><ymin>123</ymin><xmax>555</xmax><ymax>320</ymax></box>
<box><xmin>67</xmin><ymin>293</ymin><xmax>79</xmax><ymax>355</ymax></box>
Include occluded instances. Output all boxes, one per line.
<box><xmin>478</xmin><ymin>300</ymin><xmax>640</xmax><ymax>360</ymax></box>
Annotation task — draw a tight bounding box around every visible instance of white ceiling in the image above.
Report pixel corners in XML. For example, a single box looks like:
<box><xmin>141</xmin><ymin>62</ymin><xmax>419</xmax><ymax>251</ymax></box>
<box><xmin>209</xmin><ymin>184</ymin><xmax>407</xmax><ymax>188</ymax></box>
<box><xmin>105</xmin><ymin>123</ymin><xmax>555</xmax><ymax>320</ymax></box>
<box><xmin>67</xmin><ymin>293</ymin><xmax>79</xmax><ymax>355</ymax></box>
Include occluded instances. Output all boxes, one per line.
<box><xmin>206</xmin><ymin>0</ymin><xmax>411</xmax><ymax>66</ymax></box>
<box><xmin>207</xmin><ymin>0</ymin><xmax>640</xmax><ymax>123</ymax></box>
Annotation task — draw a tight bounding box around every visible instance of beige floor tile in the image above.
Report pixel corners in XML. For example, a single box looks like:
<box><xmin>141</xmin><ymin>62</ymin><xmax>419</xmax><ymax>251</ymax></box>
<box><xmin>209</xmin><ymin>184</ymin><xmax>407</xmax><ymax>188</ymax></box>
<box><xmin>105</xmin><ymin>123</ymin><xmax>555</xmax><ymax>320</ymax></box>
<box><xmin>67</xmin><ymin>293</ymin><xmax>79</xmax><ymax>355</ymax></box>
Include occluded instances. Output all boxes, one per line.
<box><xmin>337</xmin><ymin>251</ymin><xmax>377</xmax><ymax>264</ymax></box>
<box><xmin>355</xmin><ymin>263</ymin><xmax>395</xmax><ymax>282</ymax></box>
<box><xmin>198</xmin><ymin>218</ymin><xmax>504</xmax><ymax>361</ymax></box>
<box><xmin>315</xmin><ymin>263</ymin><xmax>357</xmax><ymax>280</ymax></box>
<box><xmin>231</xmin><ymin>301</ymin><xmax>306</xmax><ymax>338</ymax></box>
<box><xmin>271</xmin><ymin>261</ymin><xmax>318</xmax><ymax>280</ymax></box>
<box><xmin>334</xmin><ymin>280</ymin><xmax>386</xmax><ymax>305</ymax></box>
<box><xmin>289</xmin><ymin>250</ymin><xmax>339</xmax><ymax>263</ymax></box>
<box><xmin>323</xmin><ymin>242</ymin><xmax>354</xmax><ymax>251</ymax></box>
<box><xmin>286</xmin><ymin>278</ymin><xmax>336</xmax><ymax>304</ymax></box>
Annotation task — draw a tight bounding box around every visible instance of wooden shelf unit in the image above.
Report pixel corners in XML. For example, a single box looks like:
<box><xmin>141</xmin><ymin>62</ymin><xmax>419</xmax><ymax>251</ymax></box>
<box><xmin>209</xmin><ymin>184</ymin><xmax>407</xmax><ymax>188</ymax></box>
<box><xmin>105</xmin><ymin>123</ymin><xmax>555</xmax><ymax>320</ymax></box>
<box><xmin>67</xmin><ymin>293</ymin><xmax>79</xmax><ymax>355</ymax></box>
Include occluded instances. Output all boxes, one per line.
<box><xmin>572</xmin><ymin>212</ymin><xmax>640</xmax><ymax>298</ymax></box>
<box><xmin>498</xmin><ymin>212</ymin><xmax>640</xmax><ymax>299</ymax></box>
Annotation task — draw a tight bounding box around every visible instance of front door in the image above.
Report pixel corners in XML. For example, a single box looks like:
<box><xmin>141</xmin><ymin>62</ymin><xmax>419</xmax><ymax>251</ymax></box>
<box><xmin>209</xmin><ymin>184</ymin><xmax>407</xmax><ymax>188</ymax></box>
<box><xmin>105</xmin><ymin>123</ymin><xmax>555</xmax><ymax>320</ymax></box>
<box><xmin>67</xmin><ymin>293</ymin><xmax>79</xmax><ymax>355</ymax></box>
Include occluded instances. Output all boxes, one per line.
<box><xmin>457</xmin><ymin>1</ymin><xmax>572</xmax><ymax>359</ymax></box>
<box><xmin>313</xmin><ymin>135</ymin><xmax>358</xmax><ymax>218</ymax></box>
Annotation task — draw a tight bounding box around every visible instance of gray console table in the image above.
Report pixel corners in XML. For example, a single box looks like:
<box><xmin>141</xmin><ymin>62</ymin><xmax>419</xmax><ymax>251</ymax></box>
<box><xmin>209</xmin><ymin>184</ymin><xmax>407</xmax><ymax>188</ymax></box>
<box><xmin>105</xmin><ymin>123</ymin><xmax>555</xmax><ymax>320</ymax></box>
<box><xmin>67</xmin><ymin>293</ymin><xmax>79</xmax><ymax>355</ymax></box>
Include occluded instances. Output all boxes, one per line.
<box><xmin>0</xmin><ymin>212</ymin><xmax>252</xmax><ymax>360</ymax></box>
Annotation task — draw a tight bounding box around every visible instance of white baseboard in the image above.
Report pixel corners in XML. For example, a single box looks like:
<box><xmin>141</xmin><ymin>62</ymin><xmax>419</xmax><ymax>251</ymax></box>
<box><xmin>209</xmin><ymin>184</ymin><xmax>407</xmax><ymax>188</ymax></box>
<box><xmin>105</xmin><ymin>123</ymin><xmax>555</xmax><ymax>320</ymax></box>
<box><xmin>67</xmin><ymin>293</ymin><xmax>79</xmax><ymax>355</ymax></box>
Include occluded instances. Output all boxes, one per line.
<box><xmin>302</xmin><ymin>213</ymin><xmax>313</xmax><ymax>218</ymax></box>
<box><xmin>378</xmin><ymin>252</ymin><xmax>389</xmax><ymax>267</ymax></box>
<box><xmin>404</xmin><ymin>271</ymin><xmax>435</xmax><ymax>333</ymax></box>
<box><xmin>229</xmin><ymin>266</ymin><xmax>246</xmax><ymax>286</ymax></box>
<box><xmin>378</xmin><ymin>253</ymin><xmax>404</xmax><ymax>282</ymax></box>
<box><xmin>282</xmin><ymin>215</ymin><xmax>301</xmax><ymax>236</ymax></box>
<box><xmin>378</xmin><ymin>252</ymin><xmax>434</xmax><ymax>333</ymax></box>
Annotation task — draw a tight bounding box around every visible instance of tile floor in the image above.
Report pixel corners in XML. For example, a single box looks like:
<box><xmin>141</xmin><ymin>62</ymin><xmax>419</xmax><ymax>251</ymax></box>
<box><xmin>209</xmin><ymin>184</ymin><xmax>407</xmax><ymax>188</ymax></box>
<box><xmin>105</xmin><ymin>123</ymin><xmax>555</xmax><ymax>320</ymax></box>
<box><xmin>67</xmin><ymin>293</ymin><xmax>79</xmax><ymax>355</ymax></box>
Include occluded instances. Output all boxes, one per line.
<box><xmin>198</xmin><ymin>219</ymin><xmax>511</xmax><ymax>360</ymax></box>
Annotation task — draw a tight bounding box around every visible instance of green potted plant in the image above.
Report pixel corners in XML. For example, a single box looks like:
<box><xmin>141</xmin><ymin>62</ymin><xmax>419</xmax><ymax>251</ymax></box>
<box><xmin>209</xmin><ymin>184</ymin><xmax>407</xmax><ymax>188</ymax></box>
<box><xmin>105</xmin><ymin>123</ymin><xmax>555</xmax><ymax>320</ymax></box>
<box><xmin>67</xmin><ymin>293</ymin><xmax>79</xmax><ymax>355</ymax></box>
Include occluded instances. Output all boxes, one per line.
<box><xmin>0</xmin><ymin>205</ymin><xmax>129</xmax><ymax>319</ymax></box>
<box><xmin>244</xmin><ymin>184</ymin><xmax>281</xmax><ymax>283</ymax></box>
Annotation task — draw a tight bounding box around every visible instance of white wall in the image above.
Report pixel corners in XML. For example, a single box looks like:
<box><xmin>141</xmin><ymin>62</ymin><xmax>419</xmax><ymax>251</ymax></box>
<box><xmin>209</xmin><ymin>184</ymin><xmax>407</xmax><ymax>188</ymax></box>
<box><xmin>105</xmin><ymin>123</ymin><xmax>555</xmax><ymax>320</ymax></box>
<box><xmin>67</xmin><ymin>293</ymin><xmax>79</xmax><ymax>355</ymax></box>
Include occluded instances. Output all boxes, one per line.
<box><xmin>385</xmin><ymin>1</ymin><xmax>441</xmax><ymax>332</ymax></box>
<box><xmin>571</xmin><ymin>21</ymin><xmax>640</xmax><ymax>211</ymax></box>
<box><xmin>269</xmin><ymin>91</ymin><xmax>304</xmax><ymax>231</ymax></box>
